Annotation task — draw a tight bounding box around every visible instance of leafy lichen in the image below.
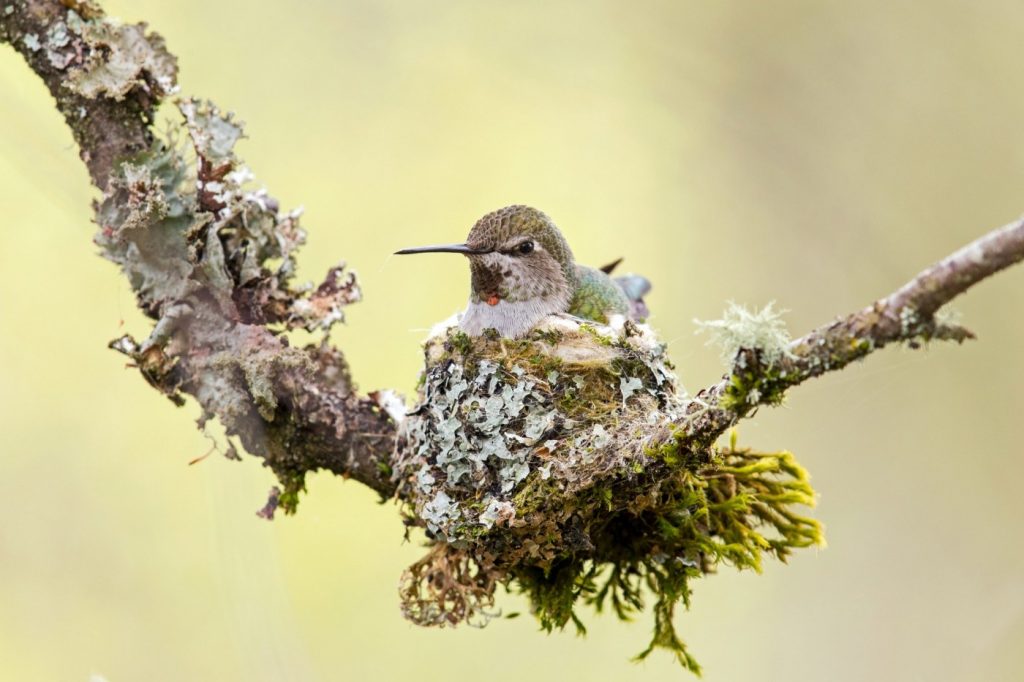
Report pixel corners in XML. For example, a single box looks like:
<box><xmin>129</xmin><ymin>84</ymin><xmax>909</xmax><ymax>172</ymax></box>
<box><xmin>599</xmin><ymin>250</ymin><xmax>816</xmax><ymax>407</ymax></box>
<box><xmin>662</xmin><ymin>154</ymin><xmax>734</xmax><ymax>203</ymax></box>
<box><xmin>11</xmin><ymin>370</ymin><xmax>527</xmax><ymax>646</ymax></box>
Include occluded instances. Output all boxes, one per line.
<box><xmin>97</xmin><ymin>98</ymin><xmax>367</xmax><ymax>512</ymax></box>
<box><xmin>64</xmin><ymin>13</ymin><xmax>177</xmax><ymax>98</ymax></box>
<box><xmin>66</xmin><ymin>18</ymin><xmax>177</xmax><ymax>99</ymax></box>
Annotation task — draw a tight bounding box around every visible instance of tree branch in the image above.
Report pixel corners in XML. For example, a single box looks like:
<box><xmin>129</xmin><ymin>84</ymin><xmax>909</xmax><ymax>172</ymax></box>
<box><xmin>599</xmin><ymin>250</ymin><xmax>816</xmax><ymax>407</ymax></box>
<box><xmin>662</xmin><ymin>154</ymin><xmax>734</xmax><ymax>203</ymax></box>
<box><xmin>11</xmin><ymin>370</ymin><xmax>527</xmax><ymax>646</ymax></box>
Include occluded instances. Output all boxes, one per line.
<box><xmin>2</xmin><ymin>0</ymin><xmax>399</xmax><ymax>507</ymax></box>
<box><xmin>669</xmin><ymin>218</ymin><xmax>1024</xmax><ymax>452</ymax></box>
<box><xmin>0</xmin><ymin>0</ymin><xmax>162</xmax><ymax>188</ymax></box>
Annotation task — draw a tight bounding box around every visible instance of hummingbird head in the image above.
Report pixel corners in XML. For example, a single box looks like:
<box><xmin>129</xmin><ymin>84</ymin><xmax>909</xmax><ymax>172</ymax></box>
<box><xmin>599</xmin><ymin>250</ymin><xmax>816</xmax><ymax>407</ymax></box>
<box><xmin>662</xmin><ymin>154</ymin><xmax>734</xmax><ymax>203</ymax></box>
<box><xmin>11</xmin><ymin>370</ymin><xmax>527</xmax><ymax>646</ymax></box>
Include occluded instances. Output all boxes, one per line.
<box><xmin>396</xmin><ymin>205</ymin><xmax>578</xmax><ymax>337</ymax></box>
<box><xmin>462</xmin><ymin>205</ymin><xmax>577</xmax><ymax>305</ymax></box>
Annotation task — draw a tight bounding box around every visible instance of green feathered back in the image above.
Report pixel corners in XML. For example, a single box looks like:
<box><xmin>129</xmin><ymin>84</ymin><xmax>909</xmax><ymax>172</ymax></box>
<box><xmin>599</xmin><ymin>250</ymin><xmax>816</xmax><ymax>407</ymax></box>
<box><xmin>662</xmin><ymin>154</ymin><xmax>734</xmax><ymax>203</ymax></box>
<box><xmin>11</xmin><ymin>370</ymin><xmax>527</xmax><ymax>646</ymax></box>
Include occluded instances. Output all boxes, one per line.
<box><xmin>569</xmin><ymin>264</ymin><xmax>631</xmax><ymax>322</ymax></box>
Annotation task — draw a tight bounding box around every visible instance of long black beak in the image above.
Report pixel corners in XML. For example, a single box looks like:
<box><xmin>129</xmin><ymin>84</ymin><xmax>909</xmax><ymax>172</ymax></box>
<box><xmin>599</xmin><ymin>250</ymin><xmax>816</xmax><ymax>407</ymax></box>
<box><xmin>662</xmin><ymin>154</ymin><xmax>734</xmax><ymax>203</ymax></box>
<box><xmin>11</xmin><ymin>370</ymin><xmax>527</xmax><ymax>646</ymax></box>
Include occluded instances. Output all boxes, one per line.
<box><xmin>394</xmin><ymin>243</ymin><xmax>489</xmax><ymax>256</ymax></box>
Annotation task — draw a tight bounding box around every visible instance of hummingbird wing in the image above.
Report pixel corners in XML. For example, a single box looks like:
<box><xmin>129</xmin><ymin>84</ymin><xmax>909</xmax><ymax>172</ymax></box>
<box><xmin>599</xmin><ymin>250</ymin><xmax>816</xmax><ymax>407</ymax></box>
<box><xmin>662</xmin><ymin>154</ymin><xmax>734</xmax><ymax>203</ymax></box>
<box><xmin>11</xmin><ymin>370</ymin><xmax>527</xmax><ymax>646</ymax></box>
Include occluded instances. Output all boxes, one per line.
<box><xmin>569</xmin><ymin>265</ymin><xmax>630</xmax><ymax>323</ymax></box>
<box><xmin>571</xmin><ymin>263</ymin><xmax>653</xmax><ymax>322</ymax></box>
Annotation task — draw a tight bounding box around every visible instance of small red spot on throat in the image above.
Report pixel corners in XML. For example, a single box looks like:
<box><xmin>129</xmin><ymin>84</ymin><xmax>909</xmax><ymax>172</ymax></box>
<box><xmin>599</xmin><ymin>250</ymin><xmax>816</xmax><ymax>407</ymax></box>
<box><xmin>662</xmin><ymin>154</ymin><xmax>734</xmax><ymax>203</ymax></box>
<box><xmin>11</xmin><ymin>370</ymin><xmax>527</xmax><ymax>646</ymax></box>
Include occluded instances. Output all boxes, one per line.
<box><xmin>486</xmin><ymin>294</ymin><xmax>500</xmax><ymax>306</ymax></box>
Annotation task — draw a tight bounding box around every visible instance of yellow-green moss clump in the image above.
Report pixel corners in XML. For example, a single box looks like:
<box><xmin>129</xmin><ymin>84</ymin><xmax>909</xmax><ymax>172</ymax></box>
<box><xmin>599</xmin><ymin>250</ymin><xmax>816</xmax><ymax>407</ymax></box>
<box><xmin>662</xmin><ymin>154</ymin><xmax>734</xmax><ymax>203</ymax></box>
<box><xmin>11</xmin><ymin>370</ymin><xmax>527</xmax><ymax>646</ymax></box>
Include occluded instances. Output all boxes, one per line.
<box><xmin>393</xmin><ymin>315</ymin><xmax>822</xmax><ymax>674</ymax></box>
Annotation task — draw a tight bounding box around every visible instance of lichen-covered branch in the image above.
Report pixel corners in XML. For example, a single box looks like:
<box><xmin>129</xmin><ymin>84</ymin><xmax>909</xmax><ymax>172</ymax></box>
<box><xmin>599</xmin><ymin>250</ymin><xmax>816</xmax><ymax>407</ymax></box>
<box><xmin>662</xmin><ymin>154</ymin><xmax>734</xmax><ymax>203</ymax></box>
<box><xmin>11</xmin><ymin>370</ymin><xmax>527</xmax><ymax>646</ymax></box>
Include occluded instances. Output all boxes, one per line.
<box><xmin>1</xmin><ymin>0</ymin><xmax>399</xmax><ymax>507</ymax></box>
<box><xmin>0</xmin><ymin>0</ymin><xmax>170</xmax><ymax>189</ymax></box>
<box><xmin>664</xmin><ymin>218</ymin><xmax>1024</xmax><ymax>453</ymax></box>
<box><xmin>5</xmin><ymin>0</ymin><xmax>1024</xmax><ymax>674</ymax></box>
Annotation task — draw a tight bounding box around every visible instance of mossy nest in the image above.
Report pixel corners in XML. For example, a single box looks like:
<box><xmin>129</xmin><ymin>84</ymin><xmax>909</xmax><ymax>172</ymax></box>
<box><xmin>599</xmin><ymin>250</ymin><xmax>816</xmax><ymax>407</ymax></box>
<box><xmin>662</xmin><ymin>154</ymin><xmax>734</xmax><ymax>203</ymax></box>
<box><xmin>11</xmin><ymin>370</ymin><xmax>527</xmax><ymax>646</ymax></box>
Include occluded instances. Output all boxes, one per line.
<box><xmin>394</xmin><ymin>315</ymin><xmax>822</xmax><ymax>673</ymax></box>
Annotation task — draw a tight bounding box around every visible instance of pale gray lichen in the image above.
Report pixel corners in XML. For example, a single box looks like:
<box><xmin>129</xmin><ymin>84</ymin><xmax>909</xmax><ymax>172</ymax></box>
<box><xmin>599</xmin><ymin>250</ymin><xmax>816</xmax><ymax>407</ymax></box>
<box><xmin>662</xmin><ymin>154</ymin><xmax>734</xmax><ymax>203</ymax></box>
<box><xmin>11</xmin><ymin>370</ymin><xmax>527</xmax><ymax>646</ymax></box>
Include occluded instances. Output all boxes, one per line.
<box><xmin>179</xmin><ymin>99</ymin><xmax>245</xmax><ymax>166</ymax></box>
<box><xmin>286</xmin><ymin>263</ymin><xmax>362</xmax><ymax>332</ymax></box>
<box><xmin>478</xmin><ymin>497</ymin><xmax>514</xmax><ymax>529</ymax></box>
<box><xmin>66</xmin><ymin>19</ymin><xmax>177</xmax><ymax>100</ymax></box>
<box><xmin>394</xmin><ymin>318</ymin><xmax>822</xmax><ymax>673</ymax></box>
<box><xmin>934</xmin><ymin>305</ymin><xmax>963</xmax><ymax>328</ymax></box>
<box><xmin>400</xmin><ymin>352</ymin><xmax>551</xmax><ymax>515</ymax></box>
<box><xmin>619</xmin><ymin>375</ymin><xmax>644</xmax><ymax>404</ymax></box>
<box><xmin>65</xmin><ymin>10</ymin><xmax>86</xmax><ymax>36</ymax></box>
<box><xmin>899</xmin><ymin>305</ymin><xmax>920</xmax><ymax>335</ymax></box>
<box><xmin>395</xmin><ymin>313</ymin><xmax>683</xmax><ymax>605</ymax></box>
<box><xmin>94</xmin><ymin>135</ymin><xmax>193</xmax><ymax>309</ymax></box>
<box><xmin>422</xmin><ymin>491</ymin><xmax>461</xmax><ymax>534</ymax></box>
<box><xmin>22</xmin><ymin>32</ymin><xmax>40</xmax><ymax>51</ymax></box>
<box><xmin>695</xmin><ymin>301</ymin><xmax>793</xmax><ymax>367</ymax></box>
<box><xmin>98</xmin><ymin>98</ymin><xmax>363</xmax><ymax>454</ymax></box>
<box><xmin>44</xmin><ymin>18</ymin><xmax>73</xmax><ymax>68</ymax></box>
<box><xmin>46</xmin><ymin>21</ymin><xmax>70</xmax><ymax>48</ymax></box>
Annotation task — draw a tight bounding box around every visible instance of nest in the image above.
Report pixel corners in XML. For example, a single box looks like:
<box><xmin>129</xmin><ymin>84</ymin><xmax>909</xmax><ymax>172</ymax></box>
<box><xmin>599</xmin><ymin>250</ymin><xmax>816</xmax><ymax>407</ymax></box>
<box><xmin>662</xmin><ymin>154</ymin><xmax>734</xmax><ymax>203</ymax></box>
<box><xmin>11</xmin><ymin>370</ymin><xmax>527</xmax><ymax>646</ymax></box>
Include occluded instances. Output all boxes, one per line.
<box><xmin>393</xmin><ymin>314</ymin><xmax>822</xmax><ymax>673</ymax></box>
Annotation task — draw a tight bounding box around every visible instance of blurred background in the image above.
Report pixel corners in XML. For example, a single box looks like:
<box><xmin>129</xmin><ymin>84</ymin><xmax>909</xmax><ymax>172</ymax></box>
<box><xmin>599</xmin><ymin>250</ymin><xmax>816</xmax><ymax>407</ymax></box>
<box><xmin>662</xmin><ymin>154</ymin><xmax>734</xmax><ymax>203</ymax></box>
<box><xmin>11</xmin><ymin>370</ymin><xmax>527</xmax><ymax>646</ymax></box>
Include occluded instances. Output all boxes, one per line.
<box><xmin>2</xmin><ymin>1</ymin><xmax>1023</xmax><ymax>680</ymax></box>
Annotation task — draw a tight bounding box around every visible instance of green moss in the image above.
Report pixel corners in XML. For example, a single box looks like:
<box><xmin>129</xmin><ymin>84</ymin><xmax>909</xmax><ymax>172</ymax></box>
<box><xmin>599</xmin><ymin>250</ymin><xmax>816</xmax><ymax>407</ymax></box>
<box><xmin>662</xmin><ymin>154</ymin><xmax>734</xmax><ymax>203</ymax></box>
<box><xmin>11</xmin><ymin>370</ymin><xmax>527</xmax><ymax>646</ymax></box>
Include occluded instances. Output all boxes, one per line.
<box><xmin>447</xmin><ymin>329</ymin><xmax>474</xmax><ymax>357</ymax></box>
<box><xmin>610</xmin><ymin>354</ymin><xmax>650</xmax><ymax>380</ymax></box>
<box><xmin>511</xmin><ymin>475</ymin><xmax>563</xmax><ymax>515</ymax></box>
<box><xmin>632</xmin><ymin>561</ymin><xmax>702</xmax><ymax>674</ymax></box>
<box><xmin>275</xmin><ymin>469</ymin><xmax>307</xmax><ymax>514</ymax></box>
<box><xmin>578</xmin><ymin>323</ymin><xmax>614</xmax><ymax>346</ymax></box>
<box><xmin>398</xmin><ymin>320</ymin><xmax>820</xmax><ymax>675</ymax></box>
<box><xmin>531</xmin><ymin>327</ymin><xmax>565</xmax><ymax>346</ymax></box>
<box><xmin>644</xmin><ymin>426</ymin><xmax>696</xmax><ymax>468</ymax></box>
<box><xmin>515</xmin><ymin>559</ymin><xmax>591</xmax><ymax>634</ymax></box>
<box><xmin>720</xmin><ymin>363</ymin><xmax>789</xmax><ymax>413</ymax></box>
<box><xmin>510</xmin><ymin>432</ymin><xmax>822</xmax><ymax>674</ymax></box>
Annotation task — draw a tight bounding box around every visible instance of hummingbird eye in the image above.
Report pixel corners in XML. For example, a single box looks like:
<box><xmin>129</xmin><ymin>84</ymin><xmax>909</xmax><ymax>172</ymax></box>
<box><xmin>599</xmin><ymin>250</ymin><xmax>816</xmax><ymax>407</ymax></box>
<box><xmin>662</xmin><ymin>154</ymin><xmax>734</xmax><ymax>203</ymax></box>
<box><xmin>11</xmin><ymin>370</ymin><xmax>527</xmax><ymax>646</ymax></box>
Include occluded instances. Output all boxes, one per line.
<box><xmin>517</xmin><ymin>240</ymin><xmax>535</xmax><ymax>255</ymax></box>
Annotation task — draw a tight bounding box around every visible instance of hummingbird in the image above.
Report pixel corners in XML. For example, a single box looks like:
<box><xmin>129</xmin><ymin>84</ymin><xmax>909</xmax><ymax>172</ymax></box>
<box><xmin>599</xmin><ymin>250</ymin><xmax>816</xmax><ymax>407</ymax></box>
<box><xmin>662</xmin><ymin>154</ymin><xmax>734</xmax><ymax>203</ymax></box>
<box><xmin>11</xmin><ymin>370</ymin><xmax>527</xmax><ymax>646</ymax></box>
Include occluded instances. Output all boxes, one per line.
<box><xmin>396</xmin><ymin>205</ymin><xmax>651</xmax><ymax>338</ymax></box>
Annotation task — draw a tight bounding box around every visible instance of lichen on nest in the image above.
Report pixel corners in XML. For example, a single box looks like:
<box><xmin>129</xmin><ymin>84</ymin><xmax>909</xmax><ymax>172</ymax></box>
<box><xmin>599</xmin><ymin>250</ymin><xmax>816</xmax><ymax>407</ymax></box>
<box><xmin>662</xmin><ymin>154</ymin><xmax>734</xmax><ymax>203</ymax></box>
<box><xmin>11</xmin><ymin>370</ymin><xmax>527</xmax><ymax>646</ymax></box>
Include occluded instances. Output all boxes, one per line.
<box><xmin>393</xmin><ymin>314</ymin><xmax>824</xmax><ymax>673</ymax></box>
<box><xmin>396</xmin><ymin>314</ymin><xmax>681</xmax><ymax>541</ymax></box>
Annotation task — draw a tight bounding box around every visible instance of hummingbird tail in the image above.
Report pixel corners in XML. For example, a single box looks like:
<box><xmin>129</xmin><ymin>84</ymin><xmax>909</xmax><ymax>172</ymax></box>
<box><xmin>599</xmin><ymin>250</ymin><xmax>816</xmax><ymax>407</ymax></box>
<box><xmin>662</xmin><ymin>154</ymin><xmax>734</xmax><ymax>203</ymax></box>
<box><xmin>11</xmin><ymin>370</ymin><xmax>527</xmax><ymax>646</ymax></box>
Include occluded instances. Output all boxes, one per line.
<box><xmin>614</xmin><ymin>274</ymin><xmax>652</xmax><ymax>321</ymax></box>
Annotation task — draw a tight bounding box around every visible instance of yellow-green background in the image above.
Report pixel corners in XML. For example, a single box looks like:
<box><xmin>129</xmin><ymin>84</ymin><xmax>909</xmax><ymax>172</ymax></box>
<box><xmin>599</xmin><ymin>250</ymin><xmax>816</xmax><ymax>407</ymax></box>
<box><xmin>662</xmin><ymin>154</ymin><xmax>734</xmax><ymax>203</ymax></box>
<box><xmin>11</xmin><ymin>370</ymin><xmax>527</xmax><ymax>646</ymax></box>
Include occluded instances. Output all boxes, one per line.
<box><xmin>2</xmin><ymin>1</ymin><xmax>1023</xmax><ymax>680</ymax></box>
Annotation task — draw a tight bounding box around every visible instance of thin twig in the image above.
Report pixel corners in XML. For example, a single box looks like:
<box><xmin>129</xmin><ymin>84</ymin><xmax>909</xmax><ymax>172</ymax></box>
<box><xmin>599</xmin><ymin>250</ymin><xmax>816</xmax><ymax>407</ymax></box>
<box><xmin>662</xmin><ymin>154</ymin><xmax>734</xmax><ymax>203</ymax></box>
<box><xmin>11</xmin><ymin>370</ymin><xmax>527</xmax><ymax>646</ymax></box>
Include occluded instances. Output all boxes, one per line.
<box><xmin>669</xmin><ymin>218</ymin><xmax>1024</xmax><ymax>451</ymax></box>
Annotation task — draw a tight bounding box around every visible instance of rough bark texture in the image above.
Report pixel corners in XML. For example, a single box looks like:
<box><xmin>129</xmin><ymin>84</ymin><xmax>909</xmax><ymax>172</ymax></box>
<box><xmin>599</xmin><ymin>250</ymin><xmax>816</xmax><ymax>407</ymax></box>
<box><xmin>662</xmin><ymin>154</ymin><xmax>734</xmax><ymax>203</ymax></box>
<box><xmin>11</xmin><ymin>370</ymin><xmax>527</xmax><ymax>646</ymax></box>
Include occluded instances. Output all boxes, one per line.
<box><xmin>0</xmin><ymin>0</ymin><xmax>157</xmax><ymax>188</ymax></box>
